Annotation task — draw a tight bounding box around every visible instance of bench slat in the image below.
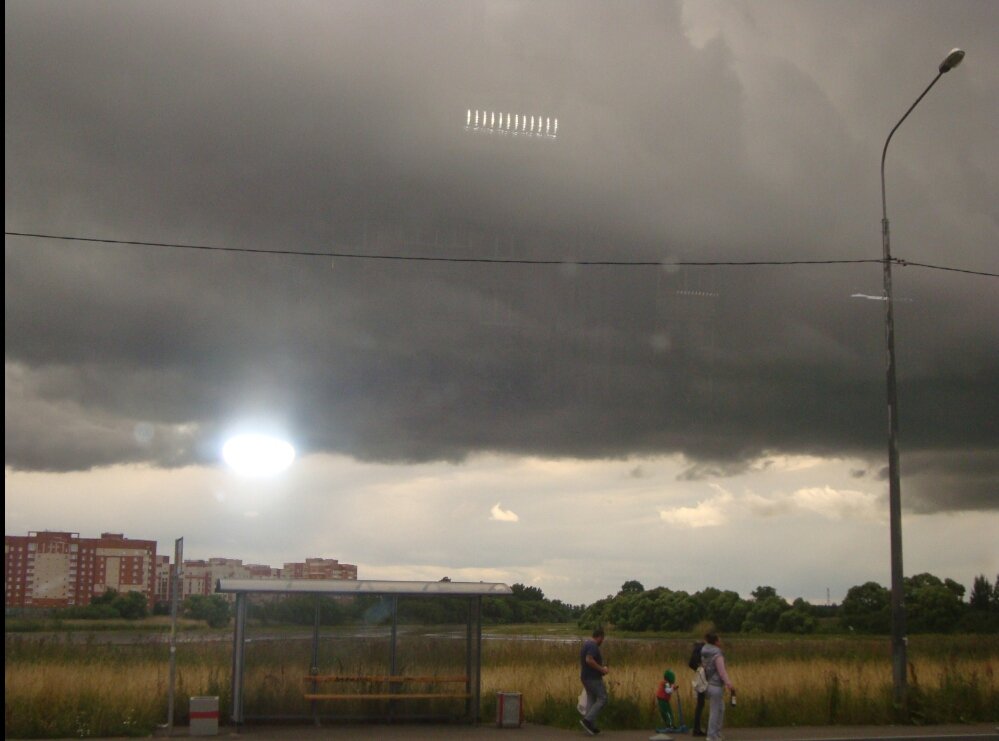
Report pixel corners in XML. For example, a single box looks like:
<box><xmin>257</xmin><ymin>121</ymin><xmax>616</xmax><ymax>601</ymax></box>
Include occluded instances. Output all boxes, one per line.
<box><xmin>305</xmin><ymin>693</ymin><xmax>472</xmax><ymax>701</ymax></box>
<box><xmin>304</xmin><ymin>675</ymin><xmax>468</xmax><ymax>684</ymax></box>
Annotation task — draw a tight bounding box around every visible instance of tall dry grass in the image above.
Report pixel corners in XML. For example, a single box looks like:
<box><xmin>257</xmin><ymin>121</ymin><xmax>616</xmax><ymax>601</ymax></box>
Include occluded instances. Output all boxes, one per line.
<box><xmin>5</xmin><ymin>632</ymin><xmax>998</xmax><ymax>737</ymax></box>
<box><xmin>4</xmin><ymin>661</ymin><xmax>227</xmax><ymax>738</ymax></box>
<box><xmin>479</xmin><ymin>636</ymin><xmax>998</xmax><ymax>729</ymax></box>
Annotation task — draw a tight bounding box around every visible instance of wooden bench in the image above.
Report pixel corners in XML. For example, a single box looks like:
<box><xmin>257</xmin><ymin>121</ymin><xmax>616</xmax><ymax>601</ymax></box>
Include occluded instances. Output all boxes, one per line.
<box><xmin>303</xmin><ymin>674</ymin><xmax>471</xmax><ymax>702</ymax></box>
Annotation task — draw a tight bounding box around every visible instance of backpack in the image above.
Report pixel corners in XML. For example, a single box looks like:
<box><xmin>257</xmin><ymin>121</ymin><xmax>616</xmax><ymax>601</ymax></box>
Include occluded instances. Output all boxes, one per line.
<box><xmin>687</xmin><ymin>641</ymin><xmax>704</xmax><ymax>671</ymax></box>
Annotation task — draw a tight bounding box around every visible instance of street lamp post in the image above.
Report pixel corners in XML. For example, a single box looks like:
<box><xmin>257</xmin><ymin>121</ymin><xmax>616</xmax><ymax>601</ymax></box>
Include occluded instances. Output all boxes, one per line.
<box><xmin>880</xmin><ymin>47</ymin><xmax>964</xmax><ymax>710</ymax></box>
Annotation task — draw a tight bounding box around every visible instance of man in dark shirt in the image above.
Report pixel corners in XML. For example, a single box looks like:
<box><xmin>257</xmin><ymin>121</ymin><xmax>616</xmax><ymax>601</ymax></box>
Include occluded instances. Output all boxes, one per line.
<box><xmin>579</xmin><ymin>627</ymin><xmax>609</xmax><ymax>735</ymax></box>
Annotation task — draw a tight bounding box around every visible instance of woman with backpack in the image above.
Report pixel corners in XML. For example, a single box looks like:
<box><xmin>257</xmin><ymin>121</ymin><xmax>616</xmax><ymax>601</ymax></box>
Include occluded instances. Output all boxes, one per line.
<box><xmin>700</xmin><ymin>633</ymin><xmax>736</xmax><ymax>741</ymax></box>
<box><xmin>688</xmin><ymin>640</ymin><xmax>707</xmax><ymax>736</ymax></box>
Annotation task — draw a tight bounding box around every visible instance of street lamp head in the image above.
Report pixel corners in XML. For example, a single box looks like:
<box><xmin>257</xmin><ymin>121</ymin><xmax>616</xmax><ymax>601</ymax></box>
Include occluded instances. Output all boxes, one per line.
<box><xmin>939</xmin><ymin>48</ymin><xmax>965</xmax><ymax>73</ymax></box>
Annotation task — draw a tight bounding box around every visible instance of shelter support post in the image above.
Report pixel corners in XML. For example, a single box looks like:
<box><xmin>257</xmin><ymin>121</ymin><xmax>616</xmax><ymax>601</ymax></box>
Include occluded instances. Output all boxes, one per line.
<box><xmin>311</xmin><ymin>596</ymin><xmax>321</xmax><ymax>726</ymax></box>
<box><xmin>230</xmin><ymin>593</ymin><xmax>247</xmax><ymax>726</ymax></box>
<box><xmin>390</xmin><ymin>596</ymin><xmax>399</xmax><ymax>675</ymax></box>
<box><xmin>466</xmin><ymin>596</ymin><xmax>483</xmax><ymax>722</ymax></box>
<box><xmin>389</xmin><ymin>596</ymin><xmax>399</xmax><ymax>722</ymax></box>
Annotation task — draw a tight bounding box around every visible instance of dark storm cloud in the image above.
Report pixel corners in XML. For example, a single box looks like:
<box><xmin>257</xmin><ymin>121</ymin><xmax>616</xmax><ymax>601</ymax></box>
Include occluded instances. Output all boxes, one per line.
<box><xmin>901</xmin><ymin>449</ymin><xmax>999</xmax><ymax>513</ymax></box>
<box><xmin>5</xmin><ymin>1</ymin><xmax>997</xmax><ymax>512</ymax></box>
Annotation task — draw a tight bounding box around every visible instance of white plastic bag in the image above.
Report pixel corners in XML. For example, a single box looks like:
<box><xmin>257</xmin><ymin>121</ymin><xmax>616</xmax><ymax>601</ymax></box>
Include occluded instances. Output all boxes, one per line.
<box><xmin>577</xmin><ymin>688</ymin><xmax>589</xmax><ymax>715</ymax></box>
<box><xmin>692</xmin><ymin>666</ymin><xmax>708</xmax><ymax>693</ymax></box>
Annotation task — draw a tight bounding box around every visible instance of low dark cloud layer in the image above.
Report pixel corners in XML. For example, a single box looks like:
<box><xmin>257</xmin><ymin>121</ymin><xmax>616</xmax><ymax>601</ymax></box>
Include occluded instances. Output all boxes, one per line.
<box><xmin>6</xmin><ymin>1</ymin><xmax>997</xmax><ymax>514</ymax></box>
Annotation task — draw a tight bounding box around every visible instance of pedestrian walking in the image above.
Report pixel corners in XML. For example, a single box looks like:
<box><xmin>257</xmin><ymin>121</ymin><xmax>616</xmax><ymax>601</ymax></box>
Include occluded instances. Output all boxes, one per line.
<box><xmin>579</xmin><ymin>627</ymin><xmax>609</xmax><ymax>735</ymax></box>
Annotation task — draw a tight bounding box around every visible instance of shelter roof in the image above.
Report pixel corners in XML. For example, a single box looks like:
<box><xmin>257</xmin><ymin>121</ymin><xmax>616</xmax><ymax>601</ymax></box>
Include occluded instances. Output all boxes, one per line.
<box><xmin>216</xmin><ymin>578</ymin><xmax>512</xmax><ymax>596</ymax></box>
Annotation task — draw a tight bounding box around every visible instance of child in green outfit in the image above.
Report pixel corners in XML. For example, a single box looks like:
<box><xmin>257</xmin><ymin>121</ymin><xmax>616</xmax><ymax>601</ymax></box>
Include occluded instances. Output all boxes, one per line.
<box><xmin>655</xmin><ymin>669</ymin><xmax>678</xmax><ymax>728</ymax></box>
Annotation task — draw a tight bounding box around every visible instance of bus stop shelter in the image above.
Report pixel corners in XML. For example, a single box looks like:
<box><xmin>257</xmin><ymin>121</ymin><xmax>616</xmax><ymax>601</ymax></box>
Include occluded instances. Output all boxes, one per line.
<box><xmin>216</xmin><ymin>578</ymin><xmax>512</xmax><ymax>726</ymax></box>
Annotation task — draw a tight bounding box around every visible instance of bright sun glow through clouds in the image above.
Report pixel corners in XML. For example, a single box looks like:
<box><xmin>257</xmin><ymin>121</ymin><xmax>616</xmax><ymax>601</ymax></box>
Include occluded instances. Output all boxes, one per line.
<box><xmin>222</xmin><ymin>434</ymin><xmax>296</xmax><ymax>477</ymax></box>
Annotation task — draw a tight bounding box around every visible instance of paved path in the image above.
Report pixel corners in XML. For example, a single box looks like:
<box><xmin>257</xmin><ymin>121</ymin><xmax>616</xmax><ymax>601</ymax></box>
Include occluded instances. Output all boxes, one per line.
<box><xmin>198</xmin><ymin>722</ymin><xmax>999</xmax><ymax>741</ymax></box>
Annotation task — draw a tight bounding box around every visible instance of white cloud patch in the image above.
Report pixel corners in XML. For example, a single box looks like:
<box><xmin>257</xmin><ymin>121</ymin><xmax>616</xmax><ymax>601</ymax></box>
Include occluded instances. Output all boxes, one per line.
<box><xmin>742</xmin><ymin>486</ymin><xmax>882</xmax><ymax>522</ymax></box>
<box><xmin>490</xmin><ymin>502</ymin><xmax>520</xmax><ymax>523</ymax></box>
<box><xmin>742</xmin><ymin>491</ymin><xmax>795</xmax><ymax>518</ymax></box>
<box><xmin>790</xmin><ymin>486</ymin><xmax>882</xmax><ymax>522</ymax></box>
<box><xmin>660</xmin><ymin>482</ymin><xmax>883</xmax><ymax>529</ymax></box>
<box><xmin>659</xmin><ymin>485</ymin><xmax>733</xmax><ymax>528</ymax></box>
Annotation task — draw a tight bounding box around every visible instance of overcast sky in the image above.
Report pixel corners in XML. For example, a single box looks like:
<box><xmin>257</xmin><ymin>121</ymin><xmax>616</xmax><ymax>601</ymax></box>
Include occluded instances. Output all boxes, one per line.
<box><xmin>6</xmin><ymin>0</ymin><xmax>997</xmax><ymax>606</ymax></box>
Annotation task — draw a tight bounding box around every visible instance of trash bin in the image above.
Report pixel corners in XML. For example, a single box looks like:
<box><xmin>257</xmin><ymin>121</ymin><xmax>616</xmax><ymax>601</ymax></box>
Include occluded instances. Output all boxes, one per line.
<box><xmin>189</xmin><ymin>696</ymin><xmax>219</xmax><ymax>736</ymax></box>
<box><xmin>495</xmin><ymin>691</ymin><xmax>523</xmax><ymax>728</ymax></box>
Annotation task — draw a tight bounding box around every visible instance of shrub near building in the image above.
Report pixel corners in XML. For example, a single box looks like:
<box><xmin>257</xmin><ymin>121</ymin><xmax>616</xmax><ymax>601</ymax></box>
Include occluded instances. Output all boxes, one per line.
<box><xmin>60</xmin><ymin>588</ymin><xmax>148</xmax><ymax>620</ymax></box>
<box><xmin>184</xmin><ymin>594</ymin><xmax>231</xmax><ymax>628</ymax></box>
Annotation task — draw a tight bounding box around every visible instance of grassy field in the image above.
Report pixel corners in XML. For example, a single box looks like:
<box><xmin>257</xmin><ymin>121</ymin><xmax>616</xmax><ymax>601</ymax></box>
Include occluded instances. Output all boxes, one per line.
<box><xmin>5</xmin><ymin>628</ymin><xmax>998</xmax><ymax>737</ymax></box>
<box><xmin>4</xmin><ymin>615</ymin><xmax>209</xmax><ymax>633</ymax></box>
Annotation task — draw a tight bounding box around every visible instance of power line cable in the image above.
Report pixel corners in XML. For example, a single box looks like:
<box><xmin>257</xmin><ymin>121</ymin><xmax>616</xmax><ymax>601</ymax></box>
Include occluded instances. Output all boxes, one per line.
<box><xmin>5</xmin><ymin>230</ymin><xmax>997</xmax><ymax>276</ymax></box>
<box><xmin>893</xmin><ymin>259</ymin><xmax>998</xmax><ymax>278</ymax></box>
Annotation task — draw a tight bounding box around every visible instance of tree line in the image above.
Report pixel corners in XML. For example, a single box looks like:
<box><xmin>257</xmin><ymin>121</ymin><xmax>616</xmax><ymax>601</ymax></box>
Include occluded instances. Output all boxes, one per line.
<box><xmin>247</xmin><ymin>582</ymin><xmax>583</xmax><ymax>627</ymax></box>
<box><xmin>42</xmin><ymin>573</ymin><xmax>999</xmax><ymax>634</ymax></box>
<box><xmin>37</xmin><ymin>581</ymin><xmax>583</xmax><ymax>628</ymax></box>
<box><xmin>578</xmin><ymin>573</ymin><xmax>999</xmax><ymax>634</ymax></box>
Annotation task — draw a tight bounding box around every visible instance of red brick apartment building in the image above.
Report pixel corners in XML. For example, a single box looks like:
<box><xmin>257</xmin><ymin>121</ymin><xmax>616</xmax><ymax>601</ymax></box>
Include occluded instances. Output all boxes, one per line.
<box><xmin>282</xmin><ymin>557</ymin><xmax>358</xmax><ymax>581</ymax></box>
<box><xmin>7</xmin><ymin>531</ymin><xmax>357</xmax><ymax>609</ymax></box>
<box><xmin>5</xmin><ymin>531</ymin><xmax>156</xmax><ymax>609</ymax></box>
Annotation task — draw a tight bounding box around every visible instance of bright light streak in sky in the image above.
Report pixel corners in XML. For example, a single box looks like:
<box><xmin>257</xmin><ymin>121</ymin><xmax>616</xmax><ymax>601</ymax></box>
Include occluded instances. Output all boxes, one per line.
<box><xmin>850</xmin><ymin>293</ymin><xmax>914</xmax><ymax>303</ymax></box>
<box><xmin>465</xmin><ymin>109</ymin><xmax>558</xmax><ymax>139</ymax></box>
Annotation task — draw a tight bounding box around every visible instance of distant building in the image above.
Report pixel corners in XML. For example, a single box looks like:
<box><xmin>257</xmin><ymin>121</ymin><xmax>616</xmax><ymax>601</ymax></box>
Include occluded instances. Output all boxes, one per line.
<box><xmin>177</xmin><ymin>557</ymin><xmax>356</xmax><ymax>600</ymax></box>
<box><xmin>6</xmin><ymin>530</ymin><xmax>357</xmax><ymax>610</ymax></box>
<box><xmin>154</xmin><ymin>554</ymin><xmax>173</xmax><ymax>605</ymax></box>
<box><xmin>4</xmin><ymin>531</ymin><xmax>156</xmax><ymax>609</ymax></box>
<box><xmin>245</xmin><ymin>562</ymin><xmax>279</xmax><ymax>578</ymax></box>
<box><xmin>282</xmin><ymin>557</ymin><xmax>357</xmax><ymax>581</ymax></box>
<box><xmin>178</xmin><ymin>557</ymin><xmax>283</xmax><ymax>601</ymax></box>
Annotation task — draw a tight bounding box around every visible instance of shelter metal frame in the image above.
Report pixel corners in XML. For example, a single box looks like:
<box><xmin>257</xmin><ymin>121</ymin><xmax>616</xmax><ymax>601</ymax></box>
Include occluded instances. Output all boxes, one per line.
<box><xmin>216</xmin><ymin>578</ymin><xmax>512</xmax><ymax>726</ymax></box>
